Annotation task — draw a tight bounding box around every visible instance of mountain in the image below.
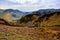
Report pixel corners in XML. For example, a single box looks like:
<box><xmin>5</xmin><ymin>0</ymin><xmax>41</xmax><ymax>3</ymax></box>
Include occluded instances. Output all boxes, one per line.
<box><xmin>24</xmin><ymin>12</ymin><xmax>32</xmax><ymax>15</ymax></box>
<box><xmin>3</xmin><ymin>9</ymin><xmax>32</xmax><ymax>15</ymax></box>
<box><xmin>0</xmin><ymin>9</ymin><xmax>32</xmax><ymax>19</ymax></box>
<box><xmin>0</xmin><ymin>9</ymin><xmax>32</xmax><ymax>25</ymax></box>
<box><xmin>0</xmin><ymin>9</ymin><xmax>60</xmax><ymax>26</ymax></box>
<box><xmin>19</xmin><ymin>11</ymin><xmax>60</xmax><ymax>27</ymax></box>
<box><xmin>32</xmin><ymin>9</ymin><xmax>60</xmax><ymax>15</ymax></box>
<box><xmin>0</xmin><ymin>9</ymin><xmax>4</xmax><ymax>13</ymax></box>
<box><xmin>0</xmin><ymin>9</ymin><xmax>60</xmax><ymax>40</ymax></box>
<box><xmin>3</xmin><ymin>9</ymin><xmax>24</xmax><ymax>18</ymax></box>
<box><xmin>38</xmin><ymin>12</ymin><xmax>60</xmax><ymax>26</ymax></box>
<box><xmin>20</xmin><ymin>13</ymin><xmax>41</xmax><ymax>23</ymax></box>
<box><xmin>1</xmin><ymin>9</ymin><xmax>60</xmax><ymax>19</ymax></box>
<box><xmin>4</xmin><ymin>9</ymin><xmax>23</xmax><ymax>13</ymax></box>
<box><xmin>0</xmin><ymin>12</ymin><xmax>15</xmax><ymax>22</ymax></box>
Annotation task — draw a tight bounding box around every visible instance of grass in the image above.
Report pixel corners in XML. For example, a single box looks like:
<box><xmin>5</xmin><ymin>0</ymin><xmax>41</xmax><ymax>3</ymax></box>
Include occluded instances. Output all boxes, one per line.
<box><xmin>0</xmin><ymin>32</ymin><xmax>5</xmax><ymax>38</ymax></box>
<box><xmin>0</xmin><ymin>31</ymin><xmax>40</xmax><ymax>40</ymax></box>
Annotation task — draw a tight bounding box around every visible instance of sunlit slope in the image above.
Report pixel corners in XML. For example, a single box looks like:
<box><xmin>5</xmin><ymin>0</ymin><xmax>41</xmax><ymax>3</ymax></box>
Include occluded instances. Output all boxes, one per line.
<box><xmin>20</xmin><ymin>12</ymin><xmax>60</xmax><ymax>27</ymax></box>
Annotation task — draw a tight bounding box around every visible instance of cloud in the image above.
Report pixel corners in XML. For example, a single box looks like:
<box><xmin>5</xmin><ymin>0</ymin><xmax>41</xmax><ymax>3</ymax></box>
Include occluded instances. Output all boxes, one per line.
<box><xmin>0</xmin><ymin>5</ymin><xmax>20</xmax><ymax>9</ymax></box>
<box><xmin>9</xmin><ymin>0</ymin><xmax>39</xmax><ymax>4</ymax></box>
<box><xmin>9</xmin><ymin>0</ymin><xmax>26</xmax><ymax>4</ymax></box>
<box><xmin>0</xmin><ymin>0</ymin><xmax>60</xmax><ymax>12</ymax></box>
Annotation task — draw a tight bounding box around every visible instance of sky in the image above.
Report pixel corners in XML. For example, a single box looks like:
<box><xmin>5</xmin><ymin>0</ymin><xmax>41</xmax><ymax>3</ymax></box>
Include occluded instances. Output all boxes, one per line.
<box><xmin>0</xmin><ymin>0</ymin><xmax>60</xmax><ymax>12</ymax></box>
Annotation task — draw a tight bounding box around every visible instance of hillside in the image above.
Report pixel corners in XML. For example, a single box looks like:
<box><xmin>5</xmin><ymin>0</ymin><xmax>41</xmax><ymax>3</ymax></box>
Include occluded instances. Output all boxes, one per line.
<box><xmin>39</xmin><ymin>12</ymin><xmax>60</xmax><ymax>27</ymax></box>
<box><xmin>19</xmin><ymin>12</ymin><xmax>60</xmax><ymax>33</ymax></box>
<box><xmin>20</xmin><ymin>12</ymin><xmax>60</xmax><ymax>26</ymax></box>
<box><xmin>0</xmin><ymin>12</ymin><xmax>14</xmax><ymax>22</ymax></box>
<box><xmin>0</xmin><ymin>12</ymin><xmax>18</xmax><ymax>25</ymax></box>
<box><xmin>0</xmin><ymin>24</ymin><xmax>40</xmax><ymax>40</ymax></box>
<box><xmin>0</xmin><ymin>11</ymin><xmax>60</xmax><ymax>27</ymax></box>
<box><xmin>0</xmin><ymin>24</ymin><xmax>60</xmax><ymax>40</ymax></box>
<box><xmin>0</xmin><ymin>9</ymin><xmax>60</xmax><ymax>40</ymax></box>
<box><xmin>20</xmin><ymin>14</ymin><xmax>40</xmax><ymax>23</ymax></box>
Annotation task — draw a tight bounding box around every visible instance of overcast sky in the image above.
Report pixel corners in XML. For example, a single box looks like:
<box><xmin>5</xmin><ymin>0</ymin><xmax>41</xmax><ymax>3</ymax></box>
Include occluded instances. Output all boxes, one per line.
<box><xmin>0</xmin><ymin>0</ymin><xmax>60</xmax><ymax>12</ymax></box>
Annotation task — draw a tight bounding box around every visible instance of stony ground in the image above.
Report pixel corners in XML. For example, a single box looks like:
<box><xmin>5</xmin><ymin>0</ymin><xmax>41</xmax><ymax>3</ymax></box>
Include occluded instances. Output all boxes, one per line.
<box><xmin>0</xmin><ymin>24</ymin><xmax>60</xmax><ymax>40</ymax></box>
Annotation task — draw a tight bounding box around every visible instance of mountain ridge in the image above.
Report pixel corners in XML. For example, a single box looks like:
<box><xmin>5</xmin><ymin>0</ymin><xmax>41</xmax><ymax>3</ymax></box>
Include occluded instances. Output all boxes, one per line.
<box><xmin>19</xmin><ymin>11</ymin><xmax>60</xmax><ymax>27</ymax></box>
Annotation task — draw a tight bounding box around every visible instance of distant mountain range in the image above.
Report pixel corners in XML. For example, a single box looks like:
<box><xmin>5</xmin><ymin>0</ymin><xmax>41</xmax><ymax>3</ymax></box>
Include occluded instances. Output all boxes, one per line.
<box><xmin>0</xmin><ymin>9</ymin><xmax>32</xmax><ymax>19</ymax></box>
<box><xmin>0</xmin><ymin>9</ymin><xmax>60</xmax><ymax>26</ymax></box>
<box><xmin>0</xmin><ymin>9</ymin><xmax>60</xmax><ymax>20</ymax></box>
<box><xmin>0</xmin><ymin>9</ymin><xmax>60</xmax><ymax>18</ymax></box>
<box><xmin>32</xmin><ymin>9</ymin><xmax>60</xmax><ymax>15</ymax></box>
